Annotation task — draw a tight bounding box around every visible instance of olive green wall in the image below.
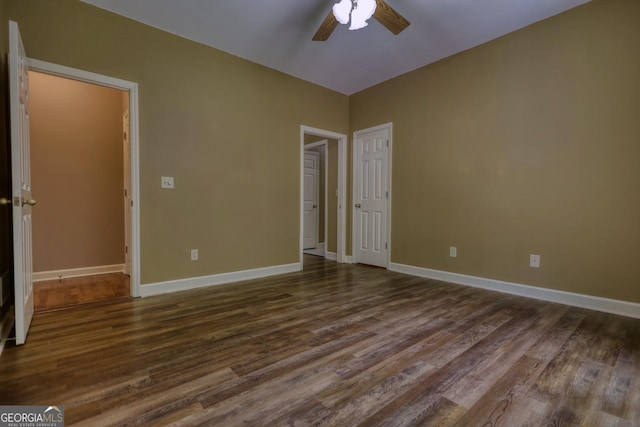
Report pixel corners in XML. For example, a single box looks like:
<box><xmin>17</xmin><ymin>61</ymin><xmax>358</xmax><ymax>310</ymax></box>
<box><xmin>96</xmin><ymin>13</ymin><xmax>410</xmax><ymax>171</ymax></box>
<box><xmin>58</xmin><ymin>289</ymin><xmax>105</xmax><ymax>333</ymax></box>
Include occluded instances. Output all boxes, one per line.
<box><xmin>350</xmin><ymin>0</ymin><xmax>640</xmax><ymax>303</ymax></box>
<box><xmin>30</xmin><ymin>72</ymin><xmax>125</xmax><ymax>272</ymax></box>
<box><xmin>4</xmin><ymin>0</ymin><xmax>349</xmax><ymax>284</ymax></box>
<box><xmin>3</xmin><ymin>0</ymin><xmax>638</xmax><ymax>305</ymax></box>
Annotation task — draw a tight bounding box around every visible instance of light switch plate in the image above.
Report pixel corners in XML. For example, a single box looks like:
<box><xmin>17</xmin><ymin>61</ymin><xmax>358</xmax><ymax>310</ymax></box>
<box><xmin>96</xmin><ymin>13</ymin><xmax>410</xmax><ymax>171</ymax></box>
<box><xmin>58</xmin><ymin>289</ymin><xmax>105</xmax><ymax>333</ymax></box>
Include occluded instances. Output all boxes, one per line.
<box><xmin>161</xmin><ymin>176</ymin><xmax>174</xmax><ymax>188</ymax></box>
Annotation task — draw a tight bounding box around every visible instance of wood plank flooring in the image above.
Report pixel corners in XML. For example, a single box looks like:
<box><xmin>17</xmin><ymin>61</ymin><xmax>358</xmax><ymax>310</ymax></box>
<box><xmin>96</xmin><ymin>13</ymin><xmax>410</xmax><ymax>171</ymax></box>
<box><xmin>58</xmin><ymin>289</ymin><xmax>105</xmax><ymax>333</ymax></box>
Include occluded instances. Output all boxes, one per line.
<box><xmin>1</xmin><ymin>256</ymin><xmax>639</xmax><ymax>426</ymax></box>
<box><xmin>34</xmin><ymin>273</ymin><xmax>131</xmax><ymax>312</ymax></box>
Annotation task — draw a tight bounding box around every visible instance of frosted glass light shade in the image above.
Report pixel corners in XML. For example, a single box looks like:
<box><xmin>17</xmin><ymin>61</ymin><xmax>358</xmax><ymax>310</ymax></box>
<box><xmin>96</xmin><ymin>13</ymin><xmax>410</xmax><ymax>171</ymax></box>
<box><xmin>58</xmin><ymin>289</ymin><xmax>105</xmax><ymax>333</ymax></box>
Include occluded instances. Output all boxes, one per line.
<box><xmin>332</xmin><ymin>0</ymin><xmax>352</xmax><ymax>25</ymax></box>
<box><xmin>332</xmin><ymin>0</ymin><xmax>377</xmax><ymax>30</ymax></box>
<box><xmin>349</xmin><ymin>0</ymin><xmax>377</xmax><ymax>30</ymax></box>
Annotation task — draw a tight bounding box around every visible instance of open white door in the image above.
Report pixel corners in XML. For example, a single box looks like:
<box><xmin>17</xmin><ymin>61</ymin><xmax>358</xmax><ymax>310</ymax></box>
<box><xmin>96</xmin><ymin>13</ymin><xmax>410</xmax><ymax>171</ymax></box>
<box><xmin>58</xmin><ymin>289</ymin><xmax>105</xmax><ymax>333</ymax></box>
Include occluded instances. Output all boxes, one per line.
<box><xmin>9</xmin><ymin>21</ymin><xmax>35</xmax><ymax>345</ymax></box>
<box><xmin>303</xmin><ymin>151</ymin><xmax>319</xmax><ymax>250</ymax></box>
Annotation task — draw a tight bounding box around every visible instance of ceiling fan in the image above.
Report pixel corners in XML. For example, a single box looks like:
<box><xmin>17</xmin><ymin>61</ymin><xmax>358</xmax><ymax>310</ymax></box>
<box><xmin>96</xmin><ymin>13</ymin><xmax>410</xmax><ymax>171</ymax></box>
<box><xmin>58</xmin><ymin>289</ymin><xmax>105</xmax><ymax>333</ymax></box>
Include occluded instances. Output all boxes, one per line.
<box><xmin>313</xmin><ymin>0</ymin><xmax>410</xmax><ymax>41</ymax></box>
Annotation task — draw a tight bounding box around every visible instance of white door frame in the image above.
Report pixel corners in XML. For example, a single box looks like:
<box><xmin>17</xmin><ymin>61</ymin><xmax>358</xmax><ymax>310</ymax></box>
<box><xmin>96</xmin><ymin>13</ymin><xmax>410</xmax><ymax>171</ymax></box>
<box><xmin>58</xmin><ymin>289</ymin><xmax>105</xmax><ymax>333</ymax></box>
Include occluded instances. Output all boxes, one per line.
<box><xmin>299</xmin><ymin>126</ymin><xmax>347</xmax><ymax>265</ymax></box>
<box><xmin>352</xmin><ymin>122</ymin><xmax>393</xmax><ymax>268</ymax></box>
<box><xmin>28</xmin><ymin>58</ymin><xmax>142</xmax><ymax>297</ymax></box>
<box><xmin>304</xmin><ymin>140</ymin><xmax>328</xmax><ymax>255</ymax></box>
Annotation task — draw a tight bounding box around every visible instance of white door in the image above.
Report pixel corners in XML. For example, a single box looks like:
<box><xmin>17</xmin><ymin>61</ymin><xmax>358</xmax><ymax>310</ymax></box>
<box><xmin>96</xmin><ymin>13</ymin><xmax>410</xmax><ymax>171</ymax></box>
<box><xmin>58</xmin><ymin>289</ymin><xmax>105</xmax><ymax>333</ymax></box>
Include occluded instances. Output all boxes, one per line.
<box><xmin>303</xmin><ymin>151</ymin><xmax>319</xmax><ymax>250</ymax></box>
<box><xmin>123</xmin><ymin>109</ymin><xmax>131</xmax><ymax>275</ymax></box>
<box><xmin>354</xmin><ymin>126</ymin><xmax>390</xmax><ymax>267</ymax></box>
<box><xmin>9</xmin><ymin>21</ymin><xmax>35</xmax><ymax>345</ymax></box>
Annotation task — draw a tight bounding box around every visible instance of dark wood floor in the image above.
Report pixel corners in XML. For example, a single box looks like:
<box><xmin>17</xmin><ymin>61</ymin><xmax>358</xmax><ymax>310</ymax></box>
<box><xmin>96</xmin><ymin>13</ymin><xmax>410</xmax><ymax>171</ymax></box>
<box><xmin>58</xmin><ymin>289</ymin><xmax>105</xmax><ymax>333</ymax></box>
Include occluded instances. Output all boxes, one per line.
<box><xmin>1</xmin><ymin>256</ymin><xmax>639</xmax><ymax>426</ymax></box>
<box><xmin>34</xmin><ymin>273</ymin><xmax>131</xmax><ymax>312</ymax></box>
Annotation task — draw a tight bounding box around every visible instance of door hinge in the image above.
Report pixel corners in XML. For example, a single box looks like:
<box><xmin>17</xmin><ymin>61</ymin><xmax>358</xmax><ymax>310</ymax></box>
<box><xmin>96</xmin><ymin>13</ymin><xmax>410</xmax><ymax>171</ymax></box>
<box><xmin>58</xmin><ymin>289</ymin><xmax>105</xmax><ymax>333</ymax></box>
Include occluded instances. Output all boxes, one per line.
<box><xmin>386</xmin><ymin>191</ymin><xmax>389</xmax><ymax>199</ymax></box>
<box><xmin>130</xmin><ymin>200</ymin><xmax>134</xmax><ymax>207</ymax></box>
<box><xmin>385</xmin><ymin>242</ymin><xmax>388</xmax><ymax>250</ymax></box>
<box><xmin>386</xmin><ymin>140</ymin><xmax>389</xmax><ymax>147</ymax></box>
<box><xmin>125</xmin><ymin>245</ymin><xmax>128</xmax><ymax>254</ymax></box>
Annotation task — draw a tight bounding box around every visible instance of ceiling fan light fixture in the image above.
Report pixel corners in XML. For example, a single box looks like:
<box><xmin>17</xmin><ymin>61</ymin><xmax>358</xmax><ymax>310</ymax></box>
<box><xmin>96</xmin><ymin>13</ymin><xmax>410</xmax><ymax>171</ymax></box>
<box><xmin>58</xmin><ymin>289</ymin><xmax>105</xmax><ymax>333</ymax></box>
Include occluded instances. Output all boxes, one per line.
<box><xmin>332</xmin><ymin>0</ymin><xmax>352</xmax><ymax>25</ymax></box>
<box><xmin>349</xmin><ymin>0</ymin><xmax>377</xmax><ymax>30</ymax></box>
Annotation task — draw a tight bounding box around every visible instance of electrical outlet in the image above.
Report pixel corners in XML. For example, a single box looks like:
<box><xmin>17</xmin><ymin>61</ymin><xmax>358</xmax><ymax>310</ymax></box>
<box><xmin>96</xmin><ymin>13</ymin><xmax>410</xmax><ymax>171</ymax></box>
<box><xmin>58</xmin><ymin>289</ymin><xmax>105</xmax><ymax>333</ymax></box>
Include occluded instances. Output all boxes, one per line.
<box><xmin>161</xmin><ymin>176</ymin><xmax>174</xmax><ymax>189</ymax></box>
<box><xmin>530</xmin><ymin>254</ymin><xmax>540</xmax><ymax>268</ymax></box>
<box><xmin>191</xmin><ymin>249</ymin><xmax>198</xmax><ymax>261</ymax></box>
<box><xmin>449</xmin><ymin>246</ymin><xmax>457</xmax><ymax>258</ymax></box>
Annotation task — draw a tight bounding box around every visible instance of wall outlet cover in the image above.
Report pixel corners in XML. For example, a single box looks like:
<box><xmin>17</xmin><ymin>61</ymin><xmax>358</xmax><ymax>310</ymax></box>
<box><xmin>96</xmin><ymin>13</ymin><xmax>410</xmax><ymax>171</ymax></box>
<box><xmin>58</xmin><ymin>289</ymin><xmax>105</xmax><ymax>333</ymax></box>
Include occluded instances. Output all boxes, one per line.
<box><xmin>530</xmin><ymin>254</ymin><xmax>541</xmax><ymax>268</ymax></box>
<box><xmin>161</xmin><ymin>176</ymin><xmax>175</xmax><ymax>188</ymax></box>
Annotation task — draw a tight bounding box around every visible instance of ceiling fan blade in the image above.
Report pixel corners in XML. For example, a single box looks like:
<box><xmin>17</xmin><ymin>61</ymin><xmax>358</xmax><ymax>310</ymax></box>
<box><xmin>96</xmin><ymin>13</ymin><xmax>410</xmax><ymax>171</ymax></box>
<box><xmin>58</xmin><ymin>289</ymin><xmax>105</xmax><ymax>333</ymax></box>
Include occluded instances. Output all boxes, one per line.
<box><xmin>374</xmin><ymin>0</ymin><xmax>410</xmax><ymax>35</ymax></box>
<box><xmin>312</xmin><ymin>10</ymin><xmax>339</xmax><ymax>41</ymax></box>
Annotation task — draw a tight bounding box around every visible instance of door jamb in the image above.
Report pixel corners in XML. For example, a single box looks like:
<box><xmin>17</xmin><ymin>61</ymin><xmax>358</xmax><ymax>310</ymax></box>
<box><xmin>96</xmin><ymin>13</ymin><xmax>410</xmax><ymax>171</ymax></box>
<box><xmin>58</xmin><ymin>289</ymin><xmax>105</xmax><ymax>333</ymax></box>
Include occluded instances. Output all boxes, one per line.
<box><xmin>352</xmin><ymin>122</ymin><xmax>393</xmax><ymax>268</ymax></box>
<box><xmin>28</xmin><ymin>58</ymin><xmax>142</xmax><ymax>297</ymax></box>
<box><xmin>300</xmin><ymin>126</ymin><xmax>347</xmax><ymax>266</ymax></box>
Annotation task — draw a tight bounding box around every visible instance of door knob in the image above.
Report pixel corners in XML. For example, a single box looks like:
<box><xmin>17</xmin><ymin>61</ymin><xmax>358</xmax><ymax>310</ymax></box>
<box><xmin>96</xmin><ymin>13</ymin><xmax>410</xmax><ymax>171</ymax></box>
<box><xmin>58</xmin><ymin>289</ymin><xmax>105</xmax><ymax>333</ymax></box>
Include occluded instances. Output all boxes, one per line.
<box><xmin>0</xmin><ymin>197</ymin><xmax>10</xmax><ymax>206</ymax></box>
<box><xmin>22</xmin><ymin>198</ymin><xmax>37</xmax><ymax>206</ymax></box>
<box><xmin>355</xmin><ymin>203</ymin><xmax>361</xmax><ymax>208</ymax></box>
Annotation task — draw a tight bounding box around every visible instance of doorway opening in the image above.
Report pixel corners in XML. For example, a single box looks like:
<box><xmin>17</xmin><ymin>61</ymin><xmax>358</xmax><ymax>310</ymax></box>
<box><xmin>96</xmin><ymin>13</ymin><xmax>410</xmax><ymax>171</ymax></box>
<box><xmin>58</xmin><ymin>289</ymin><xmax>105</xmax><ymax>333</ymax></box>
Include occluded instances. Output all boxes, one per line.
<box><xmin>27</xmin><ymin>59</ymin><xmax>140</xmax><ymax>303</ymax></box>
<box><xmin>299</xmin><ymin>126</ymin><xmax>347</xmax><ymax>266</ymax></box>
<box><xmin>303</xmin><ymin>141</ymin><xmax>325</xmax><ymax>257</ymax></box>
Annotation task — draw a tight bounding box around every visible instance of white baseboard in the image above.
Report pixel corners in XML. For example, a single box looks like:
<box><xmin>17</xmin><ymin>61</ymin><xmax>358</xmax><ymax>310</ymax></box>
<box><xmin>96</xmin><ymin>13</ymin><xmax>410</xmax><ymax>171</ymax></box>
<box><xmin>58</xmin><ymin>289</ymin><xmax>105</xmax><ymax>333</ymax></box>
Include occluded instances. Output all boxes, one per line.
<box><xmin>141</xmin><ymin>262</ymin><xmax>301</xmax><ymax>297</ymax></box>
<box><xmin>33</xmin><ymin>264</ymin><xmax>125</xmax><ymax>282</ymax></box>
<box><xmin>304</xmin><ymin>243</ymin><xmax>326</xmax><ymax>257</ymax></box>
<box><xmin>325</xmin><ymin>251</ymin><xmax>337</xmax><ymax>261</ymax></box>
<box><xmin>0</xmin><ymin>307</ymin><xmax>14</xmax><ymax>358</ymax></box>
<box><xmin>389</xmin><ymin>262</ymin><xmax>640</xmax><ymax>319</ymax></box>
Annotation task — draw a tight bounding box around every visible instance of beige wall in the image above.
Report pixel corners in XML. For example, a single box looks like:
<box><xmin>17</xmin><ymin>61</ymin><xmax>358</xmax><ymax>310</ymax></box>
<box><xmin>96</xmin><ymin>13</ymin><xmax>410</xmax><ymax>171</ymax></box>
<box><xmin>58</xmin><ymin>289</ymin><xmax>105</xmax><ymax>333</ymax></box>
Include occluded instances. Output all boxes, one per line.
<box><xmin>350</xmin><ymin>0</ymin><xmax>640</xmax><ymax>303</ymax></box>
<box><xmin>4</xmin><ymin>0</ymin><xmax>349</xmax><ymax>284</ymax></box>
<box><xmin>5</xmin><ymin>0</ymin><xmax>638</xmax><ymax>304</ymax></box>
<box><xmin>30</xmin><ymin>72</ymin><xmax>125</xmax><ymax>272</ymax></box>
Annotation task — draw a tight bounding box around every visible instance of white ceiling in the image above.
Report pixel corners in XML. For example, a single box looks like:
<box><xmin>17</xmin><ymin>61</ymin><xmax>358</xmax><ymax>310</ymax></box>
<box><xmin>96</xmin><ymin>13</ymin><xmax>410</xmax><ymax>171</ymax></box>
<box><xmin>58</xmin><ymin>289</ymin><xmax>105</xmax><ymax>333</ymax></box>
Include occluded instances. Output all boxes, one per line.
<box><xmin>79</xmin><ymin>0</ymin><xmax>591</xmax><ymax>95</ymax></box>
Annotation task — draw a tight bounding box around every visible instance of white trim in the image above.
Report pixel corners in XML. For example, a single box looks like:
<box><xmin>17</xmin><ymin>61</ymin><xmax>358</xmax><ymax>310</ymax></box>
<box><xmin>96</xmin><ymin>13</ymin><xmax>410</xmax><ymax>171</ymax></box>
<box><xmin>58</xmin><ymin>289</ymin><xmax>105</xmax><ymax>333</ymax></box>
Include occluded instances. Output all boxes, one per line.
<box><xmin>389</xmin><ymin>262</ymin><xmax>640</xmax><ymax>319</ymax></box>
<box><xmin>352</xmin><ymin>122</ymin><xmax>393</xmax><ymax>268</ymax></box>
<box><xmin>141</xmin><ymin>263</ymin><xmax>300</xmax><ymax>297</ymax></box>
<box><xmin>33</xmin><ymin>264</ymin><xmax>125</xmax><ymax>282</ymax></box>
<box><xmin>345</xmin><ymin>255</ymin><xmax>354</xmax><ymax>264</ymax></box>
<box><xmin>325</xmin><ymin>251</ymin><xmax>337</xmax><ymax>261</ymax></box>
<box><xmin>300</xmin><ymin>126</ymin><xmax>347</xmax><ymax>265</ymax></box>
<box><xmin>27</xmin><ymin>58</ymin><xmax>142</xmax><ymax>298</ymax></box>
<box><xmin>28</xmin><ymin>59</ymin><xmax>136</xmax><ymax>91</ymax></box>
<box><xmin>0</xmin><ymin>308</ymin><xmax>14</xmax><ymax>358</ymax></box>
